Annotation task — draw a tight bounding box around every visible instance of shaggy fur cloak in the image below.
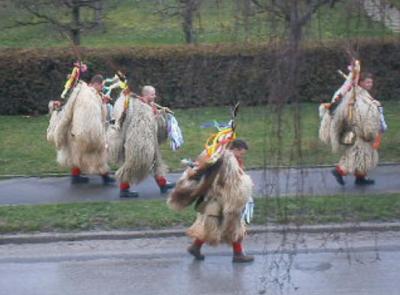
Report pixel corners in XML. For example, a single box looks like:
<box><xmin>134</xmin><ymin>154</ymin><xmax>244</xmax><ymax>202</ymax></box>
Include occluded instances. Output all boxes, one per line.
<box><xmin>107</xmin><ymin>94</ymin><xmax>168</xmax><ymax>185</ymax></box>
<box><xmin>319</xmin><ymin>86</ymin><xmax>381</xmax><ymax>174</ymax></box>
<box><xmin>47</xmin><ymin>82</ymin><xmax>109</xmax><ymax>174</ymax></box>
<box><xmin>168</xmin><ymin>150</ymin><xmax>253</xmax><ymax>246</ymax></box>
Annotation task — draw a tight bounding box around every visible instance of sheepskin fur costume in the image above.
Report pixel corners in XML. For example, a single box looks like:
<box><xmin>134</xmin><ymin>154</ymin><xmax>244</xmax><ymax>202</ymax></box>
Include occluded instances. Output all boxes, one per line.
<box><xmin>168</xmin><ymin>150</ymin><xmax>253</xmax><ymax>246</ymax></box>
<box><xmin>319</xmin><ymin>86</ymin><xmax>381</xmax><ymax>174</ymax></box>
<box><xmin>107</xmin><ymin>94</ymin><xmax>168</xmax><ymax>185</ymax></box>
<box><xmin>47</xmin><ymin>82</ymin><xmax>109</xmax><ymax>174</ymax></box>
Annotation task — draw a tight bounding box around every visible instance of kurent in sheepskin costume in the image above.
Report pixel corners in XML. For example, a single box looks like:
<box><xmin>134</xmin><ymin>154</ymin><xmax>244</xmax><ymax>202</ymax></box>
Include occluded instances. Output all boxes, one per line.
<box><xmin>319</xmin><ymin>60</ymin><xmax>387</xmax><ymax>186</ymax></box>
<box><xmin>47</xmin><ymin>75</ymin><xmax>115</xmax><ymax>185</ymax></box>
<box><xmin>168</xmin><ymin>135</ymin><xmax>255</xmax><ymax>262</ymax></box>
<box><xmin>107</xmin><ymin>86</ymin><xmax>180</xmax><ymax>198</ymax></box>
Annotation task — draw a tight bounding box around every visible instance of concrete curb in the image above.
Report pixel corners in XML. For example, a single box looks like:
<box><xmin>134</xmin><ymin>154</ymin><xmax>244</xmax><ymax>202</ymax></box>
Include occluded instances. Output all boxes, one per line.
<box><xmin>2</xmin><ymin>222</ymin><xmax>400</xmax><ymax>245</ymax></box>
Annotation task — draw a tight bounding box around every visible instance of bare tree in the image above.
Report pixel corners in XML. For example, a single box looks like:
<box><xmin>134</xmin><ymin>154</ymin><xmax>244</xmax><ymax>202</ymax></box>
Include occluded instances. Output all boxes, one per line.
<box><xmin>12</xmin><ymin>0</ymin><xmax>106</xmax><ymax>45</ymax></box>
<box><xmin>158</xmin><ymin>0</ymin><xmax>203</xmax><ymax>44</ymax></box>
<box><xmin>93</xmin><ymin>0</ymin><xmax>104</xmax><ymax>32</ymax></box>
<box><xmin>251</xmin><ymin>0</ymin><xmax>339</xmax><ymax>47</ymax></box>
<box><xmin>181</xmin><ymin>0</ymin><xmax>203</xmax><ymax>43</ymax></box>
<box><xmin>245</xmin><ymin>0</ymin><xmax>338</xmax><ymax>105</ymax></box>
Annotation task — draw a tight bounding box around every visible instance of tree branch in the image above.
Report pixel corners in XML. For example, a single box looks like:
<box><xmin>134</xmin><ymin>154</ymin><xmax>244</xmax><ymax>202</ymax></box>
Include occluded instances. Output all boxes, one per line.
<box><xmin>3</xmin><ymin>20</ymin><xmax>49</xmax><ymax>29</ymax></box>
<box><xmin>249</xmin><ymin>0</ymin><xmax>286</xmax><ymax>18</ymax></box>
<box><xmin>298</xmin><ymin>0</ymin><xmax>331</xmax><ymax>26</ymax></box>
<box><xmin>20</xmin><ymin>3</ymin><xmax>70</xmax><ymax>31</ymax></box>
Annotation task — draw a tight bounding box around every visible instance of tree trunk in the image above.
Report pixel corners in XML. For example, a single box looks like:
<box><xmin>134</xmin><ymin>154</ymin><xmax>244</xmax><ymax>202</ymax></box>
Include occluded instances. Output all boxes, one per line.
<box><xmin>181</xmin><ymin>0</ymin><xmax>201</xmax><ymax>44</ymax></box>
<box><xmin>285</xmin><ymin>1</ymin><xmax>303</xmax><ymax>103</ymax></box>
<box><xmin>243</xmin><ymin>0</ymin><xmax>252</xmax><ymax>39</ymax></box>
<box><xmin>71</xmin><ymin>0</ymin><xmax>81</xmax><ymax>45</ymax></box>
<box><xmin>94</xmin><ymin>0</ymin><xmax>104</xmax><ymax>32</ymax></box>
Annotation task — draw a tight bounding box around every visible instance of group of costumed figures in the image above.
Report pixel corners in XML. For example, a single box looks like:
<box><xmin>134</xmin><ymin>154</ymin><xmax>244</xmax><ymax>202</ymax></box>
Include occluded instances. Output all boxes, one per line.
<box><xmin>47</xmin><ymin>62</ymin><xmax>182</xmax><ymax>198</ymax></box>
<box><xmin>46</xmin><ymin>58</ymin><xmax>386</xmax><ymax>263</ymax></box>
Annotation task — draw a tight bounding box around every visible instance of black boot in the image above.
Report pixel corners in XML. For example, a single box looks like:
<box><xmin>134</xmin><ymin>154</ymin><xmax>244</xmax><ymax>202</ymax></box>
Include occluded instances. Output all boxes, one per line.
<box><xmin>331</xmin><ymin>169</ymin><xmax>345</xmax><ymax>186</ymax></box>
<box><xmin>119</xmin><ymin>190</ymin><xmax>139</xmax><ymax>198</ymax></box>
<box><xmin>160</xmin><ymin>182</ymin><xmax>176</xmax><ymax>194</ymax></box>
<box><xmin>232</xmin><ymin>253</ymin><xmax>255</xmax><ymax>263</ymax></box>
<box><xmin>102</xmin><ymin>174</ymin><xmax>116</xmax><ymax>185</ymax></box>
<box><xmin>187</xmin><ymin>244</ymin><xmax>205</xmax><ymax>260</ymax></box>
<box><xmin>355</xmin><ymin>177</ymin><xmax>375</xmax><ymax>185</ymax></box>
<box><xmin>71</xmin><ymin>175</ymin><xmax>89</xmax><ymax>184</ymax></box>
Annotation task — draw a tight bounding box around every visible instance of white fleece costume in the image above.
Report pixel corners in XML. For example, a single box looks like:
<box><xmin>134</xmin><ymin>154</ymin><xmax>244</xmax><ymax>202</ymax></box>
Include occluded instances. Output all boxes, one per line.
<box><xmin>107</xmin><ymin>93</ymin><xmax>169</xmax><ymax>190</ymax></box>
<box><xmin>47</xmin><ymin>81</ymin><xmax>109</xmax><ymax>175</ymax></box>
<box><xmin>319</xmin><ymin>68</ymin><xmax>383</xmax><ymax>177</ymax></box>
<box><xmin>168</xmin><ymin>149</ymin><xmax>253</xmax><ymax>246</ymax></box>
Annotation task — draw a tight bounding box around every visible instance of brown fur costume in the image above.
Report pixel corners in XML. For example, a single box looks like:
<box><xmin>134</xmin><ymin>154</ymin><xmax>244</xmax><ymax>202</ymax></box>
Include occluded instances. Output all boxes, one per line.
<box><xmin>47</xmin><ymin>82</ymin><xmax>109</xmax><ymax>174</ymax></box>
<box><xmin>168</xmin><ymin>150</ymin><xmax>253</xmax><ymax>246</ymax></box>
<box><xmin>319</xmin><ymin>86</ymin><xmax>381</xmax><ymax>175</ymax></box>
<box><xmin>107</xmin><ymin>94</ymin><xmax>168</xmax><ymax>186</ymax></box>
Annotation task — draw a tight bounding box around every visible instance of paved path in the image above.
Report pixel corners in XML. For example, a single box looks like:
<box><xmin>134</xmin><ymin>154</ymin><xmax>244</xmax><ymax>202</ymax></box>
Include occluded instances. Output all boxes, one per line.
<box><xmin>1</xmin><ymin>231</ymin><xmax>399</xmax><ymax>295</ymax></box>
<box><xmin>0</xmin><ymin>165</ymin><xmax>400</xmax><ymax>205</ymax></box>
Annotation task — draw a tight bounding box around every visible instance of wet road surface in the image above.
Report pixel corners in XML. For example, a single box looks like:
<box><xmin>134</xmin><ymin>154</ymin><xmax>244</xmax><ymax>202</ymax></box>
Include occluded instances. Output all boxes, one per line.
<box><xmin>0</xmin><ymin>165</ymin><xmax>399</xmax><ymax>205</ymax></box>
<box><xmin>0</xmin><ymin>231</ymin><xmax>399</xmax><ymax>295</ymax></box>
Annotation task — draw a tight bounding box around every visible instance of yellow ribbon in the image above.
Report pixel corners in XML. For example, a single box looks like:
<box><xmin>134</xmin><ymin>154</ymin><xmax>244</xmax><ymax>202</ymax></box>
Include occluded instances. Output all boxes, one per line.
<box><xmin>204</xmin><ymin>127</ymin><xmax>237</xmax><ymax>163</ymax></box>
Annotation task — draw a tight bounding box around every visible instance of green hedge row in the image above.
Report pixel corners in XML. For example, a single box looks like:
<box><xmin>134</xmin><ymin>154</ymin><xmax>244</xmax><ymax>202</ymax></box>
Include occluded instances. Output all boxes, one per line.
<box><xmin>0</xmin><ymin>40</ymin><xmax>399</xmax><ymax>115</ymax></box>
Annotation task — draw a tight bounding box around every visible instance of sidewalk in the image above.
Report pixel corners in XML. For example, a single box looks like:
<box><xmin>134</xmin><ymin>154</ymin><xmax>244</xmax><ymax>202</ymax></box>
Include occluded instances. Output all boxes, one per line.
<box><xmin>0</xmin><ymin>165</ymin><xmax>400</xmax><ymax>205</ymax></box>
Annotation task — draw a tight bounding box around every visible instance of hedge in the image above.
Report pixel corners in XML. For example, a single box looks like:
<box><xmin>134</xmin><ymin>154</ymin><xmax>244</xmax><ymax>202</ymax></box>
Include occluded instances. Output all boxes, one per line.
<box><xmin>0</xmin><ymin>39</ymin><xmax>399</xmax><ymax>115</ymax></box>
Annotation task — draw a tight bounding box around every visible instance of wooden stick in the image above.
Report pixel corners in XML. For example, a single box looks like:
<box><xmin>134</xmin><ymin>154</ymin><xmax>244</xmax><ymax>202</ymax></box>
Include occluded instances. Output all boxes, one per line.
<box><xmin>337</xmin><ymin>70</ymin><xmax>348</xmax><ymax>80</ymax></box>
<box><xmin>131</xmin><ymin>93</ymin><xmax>174</xmax><ymax>114</ymax></box>
<box><xmin>153</xmin><ymin>102</ymin><xmax>174</xmax><ymax>115</ymax></box>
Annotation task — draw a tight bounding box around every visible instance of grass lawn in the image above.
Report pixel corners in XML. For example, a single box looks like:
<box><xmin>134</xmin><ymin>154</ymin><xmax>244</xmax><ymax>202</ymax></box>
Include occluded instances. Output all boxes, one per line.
<box><xmin>0</xmin><ymin>193</ymin><xmax>400</xmax><ymax>234</ymax></box>
<box><xmin>1</xmin><ymin>102</ymin><xmax>400</xmax><ymax>176</ymax></box>
<box><xmin>0</xmin><ymin>0</ymin><xmax>395</xmax><ymax>48</ymax></box>
<box><xmin>149</xmin><ymin>100</ymin><xmax>400</xmax><ymax>169</ymax></box>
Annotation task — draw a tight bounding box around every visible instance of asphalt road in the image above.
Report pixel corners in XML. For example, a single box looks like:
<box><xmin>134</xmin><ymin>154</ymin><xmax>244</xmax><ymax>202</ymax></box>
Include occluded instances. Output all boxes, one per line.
<box><xmin>0</xmin><ymin>231</ymin><xmax>399</xmax><ymax>295</ymax></box>
<box><xmin>0</xmin><ymin>165</ymin><xmax>400</xmax><ymax>205</ymax></box>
